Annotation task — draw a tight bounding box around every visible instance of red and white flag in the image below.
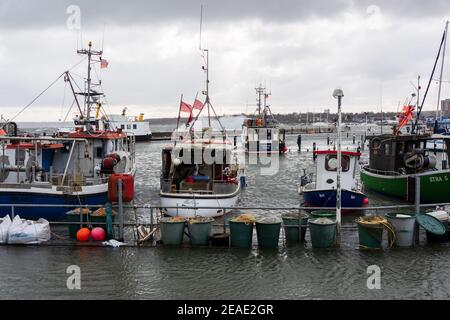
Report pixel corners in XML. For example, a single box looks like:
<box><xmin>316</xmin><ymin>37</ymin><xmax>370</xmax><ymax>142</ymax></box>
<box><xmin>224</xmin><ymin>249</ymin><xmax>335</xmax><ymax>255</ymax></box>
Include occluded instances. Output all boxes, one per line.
<box><xmin>193</xmin><ymin>99</ymin><xmax>204</xmax><ymax>110</ymax></box>
<box><xmin>180</xmin><ymin>101</ymin><xmax>193</xmax><ymax>113</ymax></box>
<box><xmin>180</xmin><ymin>101</ymin><xmax>193</xmax><ymax>125</ymax></box>
<box><xmin>100</xmin><ymin>59</ymin><xmax>109</xmax><ymax>69</ymax></box>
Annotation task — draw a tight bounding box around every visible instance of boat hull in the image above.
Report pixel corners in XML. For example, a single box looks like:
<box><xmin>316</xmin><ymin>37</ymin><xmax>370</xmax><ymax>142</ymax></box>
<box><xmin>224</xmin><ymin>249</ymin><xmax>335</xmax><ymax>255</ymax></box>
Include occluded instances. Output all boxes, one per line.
<box><xmin>135</xmin><ymin>134</ymin><xmax>152</xmax><ymax>142</ymax></box>
<box><xmin>361</xmin><ymin>168</ymin><xmax>450</xmax><ymax>203</ymax></box>
<box><xmin>160</xmin><ymin>189</ymin><xmax>240</xmax><ymax>218</ymax></box>
<box><xmin>0</xmin><ymin>189</ymin><xmax>108</xmax><ymax>220</ymax></box>
<box><xmin>302</xmin><ymin>188</ymin><xmax>367</xmax><ymax>208</ymax></box>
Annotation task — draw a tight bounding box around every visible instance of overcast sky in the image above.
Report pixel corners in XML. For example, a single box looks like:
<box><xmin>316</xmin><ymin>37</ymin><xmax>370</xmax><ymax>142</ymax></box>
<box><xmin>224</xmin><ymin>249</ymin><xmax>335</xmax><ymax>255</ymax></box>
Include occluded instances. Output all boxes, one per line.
<box><xmin>0</xmin><ymin>0</ymin><xmax>450</xmax><ymax>121</ymax></box>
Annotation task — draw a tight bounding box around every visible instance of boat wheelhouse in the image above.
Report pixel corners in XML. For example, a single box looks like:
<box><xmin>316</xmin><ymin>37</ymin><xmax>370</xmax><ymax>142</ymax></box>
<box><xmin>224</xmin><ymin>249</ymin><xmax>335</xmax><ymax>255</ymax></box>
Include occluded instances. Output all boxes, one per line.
<box><xmin>160</xmin><ymin>131</ymin><xmax>242</xmax><ymax>217</ymax></box>
<box><xmin>300</xmin><ymin>150</ymin><xmax>368</xmax><ymax>208</ymax></box>
<box><xmin>359</xmin><ymin>133</ymin><xmax>450</xmax><ymax>203</ymax></box>
<box><xmin>242</xmin><ymin>86</ymin><xmax>287</xmax><ymax>154</ymax></box>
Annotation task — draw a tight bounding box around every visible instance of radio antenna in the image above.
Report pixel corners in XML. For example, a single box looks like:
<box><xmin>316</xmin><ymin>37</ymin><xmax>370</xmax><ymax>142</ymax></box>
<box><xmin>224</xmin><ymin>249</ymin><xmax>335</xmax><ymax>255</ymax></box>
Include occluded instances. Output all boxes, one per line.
<box><xmin>199</xmin><ymin>5</ymin><xmax>203</xmax><ymax>50</ymax></box>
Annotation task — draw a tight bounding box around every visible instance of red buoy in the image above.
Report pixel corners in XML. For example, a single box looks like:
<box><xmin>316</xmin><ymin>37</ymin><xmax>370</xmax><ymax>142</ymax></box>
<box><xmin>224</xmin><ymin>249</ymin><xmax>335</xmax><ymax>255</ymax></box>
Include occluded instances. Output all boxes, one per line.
<box><xmin>76</xmin><ymin>228</ymin><xmax>91</xmax><ymax>242</ymax></box>
<box><xmin>108</xmin><ymin>174</ymin><xmax>134</xmax><ymax>202</ymax></box>
<box><xmin>91</xmin><ymin>227</ymin><xmax>106</xmax><ymax>241</ymax></box>
<box><xmin>362</xmin><ymin>197</ymin><xmax>369</xmax><ymax>205</ymax></box>
<box><xmin>282</xmin><ymin>146</ymin><xmax>289</xmax><ymax>153</ymax></box>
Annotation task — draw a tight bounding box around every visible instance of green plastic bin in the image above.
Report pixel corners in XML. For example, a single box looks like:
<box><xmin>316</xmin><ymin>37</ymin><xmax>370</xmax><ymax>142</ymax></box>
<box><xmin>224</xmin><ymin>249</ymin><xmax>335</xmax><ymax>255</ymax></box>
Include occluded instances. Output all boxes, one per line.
<box><xmin>357</xmin><ymin>221</ymin><xmax>384</xmax><ymax>249</ymax></box>
<box><xmin>309</xmin><ymin>218</ymin><xmax>336</xmax><ymax>248</ymax></box>
<box><xmin>188</xmin><ymin>217</ymin><xmax>214</xmax><ymax>246</ymax></box>
<box><xmin>229</xmin><ymin>220</ymin><xmax>254</xmax><ymax>248</ymax></box>
<box><xmin>310</xmin><ymin>210</ymin><xmax>336</xmax><ymax>220</ymax></box>
<box><xmin>423</xmin><ymin>211</ymin><xmax>449</xmax><ymax>243</ymax></box>
<box><xmin>65</xmin><ymin>209</ymin><xmax>91</xmax><ymax>239</ymax></box>
<box><xmin>255</xmin><ymin>217</ymin><xmax>282</xmax><ymax>248</ymax></box>
<box><xmin>281</xmin><ymin>211</ymin><xmax>309</xmax><ymax>242</ymax></box>
<box><xmin>160</xmin><ymin>217</ymin><xmax>186</xmax><ymax>246</ymax></box>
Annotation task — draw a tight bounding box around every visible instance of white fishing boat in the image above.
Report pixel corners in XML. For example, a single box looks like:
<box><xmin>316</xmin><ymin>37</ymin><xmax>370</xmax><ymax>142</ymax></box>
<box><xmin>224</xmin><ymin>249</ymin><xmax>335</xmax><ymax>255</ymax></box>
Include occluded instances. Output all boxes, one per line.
<box><xmin>0</xmin><ymin>41</ymin><xmax>136</xmax><ymax>220</ymax></box>
<box><xmin>241</xmin><ymin>85</ymin><xmax>288</xmax><ymax>154</ymax></box>
<box><xmin>160</xmin><ymin>48</ymin><xmax>244</xmax><ymax>218</ymax></box>
<box><xmin>101</xmin><ymin>108</ymin><xmax>152</xmax><ymax>142</ymax></box>
<box><xmin>160</xmin><ymin>129</ymin><xmax>243</xmax><ymax>218</ymax></box>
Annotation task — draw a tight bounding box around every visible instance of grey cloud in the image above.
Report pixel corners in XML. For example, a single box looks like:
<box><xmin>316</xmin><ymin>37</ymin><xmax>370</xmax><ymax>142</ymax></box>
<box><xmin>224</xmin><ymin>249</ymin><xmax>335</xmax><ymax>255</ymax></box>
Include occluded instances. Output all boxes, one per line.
<box><xmin>0</xmin><ymin>0</ymin><xmax>376</xmax><ymax>29</ymax></box>
<box><xmin>1</xmin><ymin>0</ymin><xmax>449</xmax><ymax>30</ymax></box>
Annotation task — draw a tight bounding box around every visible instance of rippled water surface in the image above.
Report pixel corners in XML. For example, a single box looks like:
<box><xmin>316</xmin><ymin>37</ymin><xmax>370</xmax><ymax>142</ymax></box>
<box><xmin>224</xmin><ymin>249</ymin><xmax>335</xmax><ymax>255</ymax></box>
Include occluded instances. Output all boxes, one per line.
<box><xmin>1</xmin><ymin>127</ymin><xmax>450</xmax><ymax>299</ymax></box>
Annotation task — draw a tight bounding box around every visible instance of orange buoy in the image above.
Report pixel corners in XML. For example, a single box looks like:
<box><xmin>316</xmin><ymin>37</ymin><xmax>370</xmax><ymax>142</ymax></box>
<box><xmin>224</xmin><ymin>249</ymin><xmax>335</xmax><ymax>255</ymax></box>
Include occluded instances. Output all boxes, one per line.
<box><xmin>91</xmin><ymin>227</ymin><xmax>106</xmax><ymax>241</ymax></box>
<box><xmin>76</xmin><ymin>228</ymin><xmax>91</xmax><ymax>242</ymax></box>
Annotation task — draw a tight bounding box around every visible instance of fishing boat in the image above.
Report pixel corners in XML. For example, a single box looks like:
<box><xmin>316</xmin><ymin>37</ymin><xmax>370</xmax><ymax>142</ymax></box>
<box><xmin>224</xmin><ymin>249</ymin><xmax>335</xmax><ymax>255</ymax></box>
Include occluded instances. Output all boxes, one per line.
<box><xmin>160</xmin><ymin>130</ymin><xmax>243</xmax><ymax>218</ymax></box>
<box><xmin>359</xmin><ymin>133</ymin><xmax>450</xmax><ymax>203</ymax></box>
<box><xmin>100</xmin><ymin>107</ymin><xmax>152</xmax><ymax>142</ymax></box>
<box><xmin>160</xmin><ymin>48</ymin><xmax>244</xmax><ymax>218</ymax></box>
<box><xmin>361</xmin><ymin>21</ymin><xmax>450</xmax><ymax>204</ymax></box>
<box><xmin>299</xmin><ymin>150</ymin><xmax>368</xmax><ymax>208</ymax></box>
<box><xmin>0</xmin><ymin>41</ymin><xmax>136</xmax><ymax>220</ymax></box>
<box><xmin>241</xmin><ymin>85</ymin><xmax>288</xmax><ymax>154</ymax></box>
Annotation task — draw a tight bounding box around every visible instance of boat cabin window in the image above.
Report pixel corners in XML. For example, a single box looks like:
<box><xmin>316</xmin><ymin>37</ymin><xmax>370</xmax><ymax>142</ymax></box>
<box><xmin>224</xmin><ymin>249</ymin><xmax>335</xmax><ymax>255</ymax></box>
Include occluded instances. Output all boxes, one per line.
<box><xmin>15</xmin><ymin>149</ymin><xmax>25</xmax><ymax>166</ymax></box>
<box><xmin>121</xmin><ymin>125</ymin><xmax>125</xmax><ymax>129</ymax></box>
<box><xmin>384</xmin><ymin>143</ymin><xmax>390</xmax><ymax>156</ymax></box>
<box><xmin>95</xmin><ymin>147</ymin><xmax>103</xmax><ymax>158</ymax></box>
<box><xmin>133</xmin><ymin>124</ymin><xmax>137</xmax><ymax>129</ymax></box>
<box><xmin>325</xmin><ymin>154</ymin><xmax>350</xmax><ymax>172</ymax></box>
<box><xmin>127</xmin><ymin>125</ymin><xmax>131</xmax><ymax>130</ymax></box>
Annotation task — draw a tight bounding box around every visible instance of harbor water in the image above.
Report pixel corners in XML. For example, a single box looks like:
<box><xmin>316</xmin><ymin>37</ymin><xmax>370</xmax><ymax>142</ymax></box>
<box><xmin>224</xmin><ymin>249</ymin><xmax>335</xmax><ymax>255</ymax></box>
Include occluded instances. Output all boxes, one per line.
<box><xmin>1</xmin><ymin>126</ymin><xmax>450</xmax><ymax>299</ymax></box>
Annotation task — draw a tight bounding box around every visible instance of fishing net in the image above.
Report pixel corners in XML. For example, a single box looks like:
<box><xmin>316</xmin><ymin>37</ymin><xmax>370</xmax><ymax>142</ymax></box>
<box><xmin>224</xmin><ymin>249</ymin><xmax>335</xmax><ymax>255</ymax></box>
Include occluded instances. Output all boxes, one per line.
<box><xmin>230</xmin><ymin>214</ymin><xmax>256</xmax><ymax>223</ymax></box>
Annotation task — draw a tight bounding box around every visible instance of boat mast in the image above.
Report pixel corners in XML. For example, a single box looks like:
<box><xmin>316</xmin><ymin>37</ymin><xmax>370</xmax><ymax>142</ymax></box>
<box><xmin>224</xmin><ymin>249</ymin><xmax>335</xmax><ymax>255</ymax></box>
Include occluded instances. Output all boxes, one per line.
<box><xmin>412</xmin><ymin>24</ymin><xmax>447</xmax><ymax>133</ymax></box>
<box><xmin>437</xmin><ymin>20</ymin><xmax>449</xmax><ymax>121</ymax></box>
<box><xmin>204</xmin><ymin>49</ymin><xmax>211</xmax><ymax>127</ymax></box>
<box><xmin>255</xmin><ymin>85</ymin><xmax>265</xmax><ymax>118</ymax></box>
<box><xmin>77</xmin><ymin>41</ymin><xmax>103</xmax><ymax>132</ymax></box>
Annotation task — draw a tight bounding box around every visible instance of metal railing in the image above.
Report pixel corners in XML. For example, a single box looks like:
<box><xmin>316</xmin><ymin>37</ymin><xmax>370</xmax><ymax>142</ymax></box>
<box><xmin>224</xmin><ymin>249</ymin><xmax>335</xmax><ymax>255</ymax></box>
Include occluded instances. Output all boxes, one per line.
<box><xmin>360</xmin><ymin>165</ymin><xmax>402</xmax><ymax>176</ymax></box>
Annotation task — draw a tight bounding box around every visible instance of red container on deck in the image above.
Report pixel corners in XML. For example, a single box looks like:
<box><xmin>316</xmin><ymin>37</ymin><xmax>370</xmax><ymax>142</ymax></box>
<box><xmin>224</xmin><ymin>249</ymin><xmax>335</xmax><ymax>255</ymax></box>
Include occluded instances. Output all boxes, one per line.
<box><xmin>108</xmin><ymin>174</ymin><xmax>134</xmax><ymax>202</ymax></box>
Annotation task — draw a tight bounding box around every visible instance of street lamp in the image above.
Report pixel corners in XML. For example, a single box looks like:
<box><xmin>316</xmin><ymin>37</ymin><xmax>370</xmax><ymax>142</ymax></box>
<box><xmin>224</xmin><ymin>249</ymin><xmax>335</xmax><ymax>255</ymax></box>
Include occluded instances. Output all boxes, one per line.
<box><xmin>333</xmin><ymin>88</ymin><xmax>344</xmax><ymax>227</ymax></box>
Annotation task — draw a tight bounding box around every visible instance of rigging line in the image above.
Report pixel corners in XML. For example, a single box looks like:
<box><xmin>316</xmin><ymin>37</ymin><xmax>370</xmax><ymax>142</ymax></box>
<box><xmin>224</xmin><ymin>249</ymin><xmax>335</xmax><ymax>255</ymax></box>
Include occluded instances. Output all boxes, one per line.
<box><xmin>68</xmin><ymin>72</ymin><xmax>83</xmax><ymax>93</ymax></box>
<box><xmin>92</xmin><ymin>63</ymin><xmax>114</xmax><ymax>126</ymax></box>
<box><xmin>68</xmin><ymin>71</ymin><xmax>87</xmax><ymax>81</ymax></box>
<box><xmin>67</xmin><ymin>56</ymin><xmax>88</xmax><ymax>72</ymax></box>
<box><xmin>9</xmin><ymin>72</ymin><xmax>65</xmax><ymax>122</ymax></box>
<box><xmin>63</xmin><ymin>98</ymin><xmax>76</xmax><ymax>122</ymax></box>
<box><xmin>59</xmin><ymin>80</ymin><xmax>68</xmax><ymax>121</ymax></box>
<box><xmin>413</xmin><ymin>29</ymin><xmax>446</xmax><ymax>133</ymax></box>
<box><xmin>208</xmin><ymin>101</ymin><xmax>226</xmax><ymax>132</ymax></box>
<box><xmin>101</xmin><ymin>23</ymin><xmax>106</xmax><ymax>52</ymax></box>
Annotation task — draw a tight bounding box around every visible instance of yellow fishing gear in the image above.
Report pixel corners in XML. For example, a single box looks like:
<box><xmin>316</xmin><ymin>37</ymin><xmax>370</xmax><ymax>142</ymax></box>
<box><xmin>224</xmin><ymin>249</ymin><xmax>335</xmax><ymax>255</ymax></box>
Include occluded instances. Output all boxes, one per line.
<box><xmin>356</xmin><ymin>216</ymin><xmax>396</xmax><ymax>249</ymax></box>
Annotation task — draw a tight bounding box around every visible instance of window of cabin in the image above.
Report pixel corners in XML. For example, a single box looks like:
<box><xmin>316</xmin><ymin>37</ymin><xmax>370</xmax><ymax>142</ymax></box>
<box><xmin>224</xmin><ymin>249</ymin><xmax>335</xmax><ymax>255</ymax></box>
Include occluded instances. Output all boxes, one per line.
<box><xmin>15</xmin><ymin>149</ymin><xmax>25</xmax><ymax>166</ymax></box>
<box><xmin>127</xmin><ymin>125</ymin><xmax>131</xmax><ymax>129</ymax></box>
<box><xmin>120</xmin><ymin>125</ymin><xmax>125</xmax><ymax>129</ymax></box>
<box><xmin>133</xmin><ymin>124</ymin><xmax>137</xmax><ymax>129</ymax></box>
<box><xmin>325</xmin><ymin>154</ymin><xmax>350</xmax><ymax>172</ymax></box>
<box><xmin>95</xmin><ymin>147</ymin><xmax>103</xmax><ymax>158</ymax></box>
<box><xmin>384</xmin><ymin>143</ymin><xmax>390</xmax><ymax>156</ymax></box>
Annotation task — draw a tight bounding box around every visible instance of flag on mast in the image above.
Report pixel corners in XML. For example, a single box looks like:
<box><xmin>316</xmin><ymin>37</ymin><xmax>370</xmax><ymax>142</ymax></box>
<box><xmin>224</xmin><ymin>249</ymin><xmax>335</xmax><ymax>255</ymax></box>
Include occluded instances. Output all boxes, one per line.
<box><xmin>180</xmin><ymin>101</ymin><xmax>193</xmax><ymax>125</ymax></box>
<box><xmin>193</xmin><ymin>99</ymin><xmax>204</xmax><ymax>110</ymax></box>
<box><xmin>100</xmin><ymin>58</ymin><xmax>109</xmax><ymax>69</ymax></box>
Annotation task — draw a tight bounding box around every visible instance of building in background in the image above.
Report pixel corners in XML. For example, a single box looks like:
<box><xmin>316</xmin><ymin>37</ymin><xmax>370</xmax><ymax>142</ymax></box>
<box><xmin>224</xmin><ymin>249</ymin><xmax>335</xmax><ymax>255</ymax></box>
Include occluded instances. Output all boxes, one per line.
<box><xmin>441</xmin><ymin>99</ymin><xmax>450</xmax><ymax>118</ymax></box>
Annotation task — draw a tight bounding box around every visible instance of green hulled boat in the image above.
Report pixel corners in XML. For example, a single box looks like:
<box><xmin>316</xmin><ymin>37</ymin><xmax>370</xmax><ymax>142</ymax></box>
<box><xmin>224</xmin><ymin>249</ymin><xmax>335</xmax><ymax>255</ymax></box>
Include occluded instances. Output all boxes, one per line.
<box><xmin>360</xmin><ymin>134</ymin><xmax>450</xmax><ymax>203</ymax></box>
